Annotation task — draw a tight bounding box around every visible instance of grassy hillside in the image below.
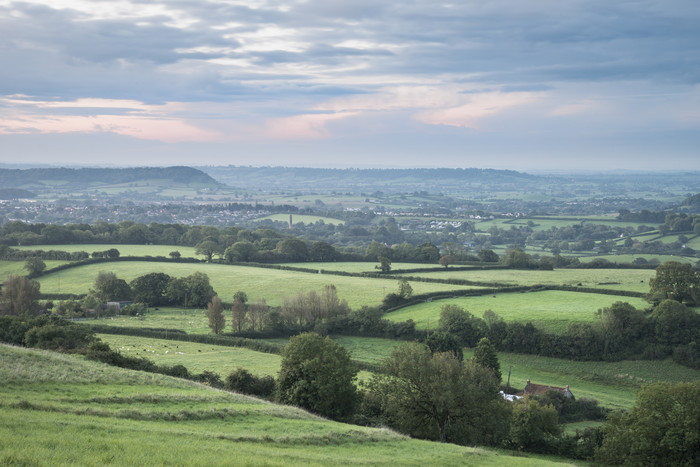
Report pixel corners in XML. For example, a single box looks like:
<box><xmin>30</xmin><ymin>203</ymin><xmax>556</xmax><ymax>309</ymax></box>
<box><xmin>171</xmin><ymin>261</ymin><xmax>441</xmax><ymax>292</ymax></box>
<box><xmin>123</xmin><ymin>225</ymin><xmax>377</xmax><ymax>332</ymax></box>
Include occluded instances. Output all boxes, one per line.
<box><xmin>0</xmin><ymin>345</ymin><xmax>571</xmax><ymax>466</ymax></box>
<box><xmin>384</xmin><ymin>291</ymin><xmax>650</xmax><ymax>333</ymax></box>
<box><xmin>37</xmin><ymin>262</ymin><xmax>471</xmax><ymax>308</ymax></box>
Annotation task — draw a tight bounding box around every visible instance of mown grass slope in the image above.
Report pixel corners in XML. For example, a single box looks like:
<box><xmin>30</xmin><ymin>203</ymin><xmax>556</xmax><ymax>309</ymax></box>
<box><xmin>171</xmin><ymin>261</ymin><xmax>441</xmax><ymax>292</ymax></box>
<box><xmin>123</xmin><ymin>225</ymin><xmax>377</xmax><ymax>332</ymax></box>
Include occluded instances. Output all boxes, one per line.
<box><xmin>0</xmin><ymin>345</ymin><xmax>572</xmax><ymax>466</ymax></box>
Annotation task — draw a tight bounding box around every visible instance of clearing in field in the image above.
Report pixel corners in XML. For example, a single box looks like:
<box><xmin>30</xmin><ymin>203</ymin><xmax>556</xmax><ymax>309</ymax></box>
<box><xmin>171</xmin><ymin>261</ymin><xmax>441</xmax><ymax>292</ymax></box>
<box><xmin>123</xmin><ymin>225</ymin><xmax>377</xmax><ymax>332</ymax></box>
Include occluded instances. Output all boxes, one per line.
<box><xmin>37</xmin><ymin>261</ymin><xmax>472</xmax><ymax>308</ymax></box>
<box><xmin>0</xmin><ymin>345</ymin><xmax>569</xmax><ymax>466</ymax></box>
<box><xmin>383</xmin><ymin>290</ymin><xmax>650</xmax><ymax>334</ymax></box>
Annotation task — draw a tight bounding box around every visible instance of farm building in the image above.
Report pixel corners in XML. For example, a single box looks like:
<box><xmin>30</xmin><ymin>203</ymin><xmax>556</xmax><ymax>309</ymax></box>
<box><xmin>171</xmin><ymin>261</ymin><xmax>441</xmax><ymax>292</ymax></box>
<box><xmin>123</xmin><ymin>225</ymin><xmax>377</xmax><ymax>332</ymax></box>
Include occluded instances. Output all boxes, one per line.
<box><xmin>516</xmin><ymin>379</ymin><xmax>575</xmax><ymax>400</ymax></box>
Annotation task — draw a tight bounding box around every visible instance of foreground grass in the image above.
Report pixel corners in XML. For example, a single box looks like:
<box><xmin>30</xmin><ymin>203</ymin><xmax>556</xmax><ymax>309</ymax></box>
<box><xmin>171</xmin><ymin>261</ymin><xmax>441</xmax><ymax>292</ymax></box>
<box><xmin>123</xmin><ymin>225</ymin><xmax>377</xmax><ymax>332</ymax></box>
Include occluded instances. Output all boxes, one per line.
<box><xmin>384</xmin><ymin>290</ymin><xmax>650</xmax><ymax>333</ymax></box>
<box><xmin>37</xmin><ymin>261</ymin><xmax>471</xmax><ymax>308</ymax></box>
<box><xmin>0</xmin><ymin>345</ymin><xmax>570</xmax><ymax>466</ymax></box>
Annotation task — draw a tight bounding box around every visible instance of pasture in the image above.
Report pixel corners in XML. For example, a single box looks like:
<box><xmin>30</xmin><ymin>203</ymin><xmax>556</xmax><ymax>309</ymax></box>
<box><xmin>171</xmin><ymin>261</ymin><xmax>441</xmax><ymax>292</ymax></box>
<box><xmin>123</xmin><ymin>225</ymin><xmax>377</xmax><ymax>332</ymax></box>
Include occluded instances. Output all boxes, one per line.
<box><xmin>0</xmin><ymin>260</ymin><xmax>68</xmax><ymax>282</ymax></box>
<box><xmin>14</xmin><ymin>244</ymin><xmax>199</xmax><ymax>258</ymax></box>
<box><xmin>397</xmin><ymin>267</ymin><xmax>654</xmax><ymax>293</ymax></box>
<box><xmin>37</xmin><ymin>261</ymin><xmax>471</xmax><ymax>308</ymax></box>
<box><xmin>383</xmin><ymin>291</ymin><xmax>651</xmax><ymax>333</ymax></box>
<box><xmin>96</xmin><ymin>333</ymin><xmax>281</xmax><ymax>377</ymax></box>
<box><xmin>0</xmin><ymin>345</ymin><xmax>568</xmax><ymax>466</ymax></box>
<box><xmin>285</xmin><ymin>261</ymin><xmax>446</xmax><ymax>273</ymax></box>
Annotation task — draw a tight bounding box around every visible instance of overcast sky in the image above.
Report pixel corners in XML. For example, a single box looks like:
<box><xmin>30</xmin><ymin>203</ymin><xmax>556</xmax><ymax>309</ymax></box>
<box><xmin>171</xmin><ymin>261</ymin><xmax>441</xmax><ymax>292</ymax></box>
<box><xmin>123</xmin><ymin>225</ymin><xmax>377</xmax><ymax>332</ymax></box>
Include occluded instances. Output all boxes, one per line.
<box><xmin>0</xmin><ymin>0</ymin><xmax>699</xmax><ymax>170</ymax></box>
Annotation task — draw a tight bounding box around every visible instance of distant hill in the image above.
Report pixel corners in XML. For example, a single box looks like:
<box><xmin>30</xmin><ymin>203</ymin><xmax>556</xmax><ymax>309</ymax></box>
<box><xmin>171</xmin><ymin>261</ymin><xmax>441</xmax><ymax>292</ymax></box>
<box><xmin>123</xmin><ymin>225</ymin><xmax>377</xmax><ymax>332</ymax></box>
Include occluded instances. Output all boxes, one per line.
<box><xmin>199</xmin><ymin>166</ymin><xmax>543</xmax><ymax>194</ymax></box>
<box><xmin>0</xmin><ymin>166</ymin><xmax>221</xmax><ymax>199</ymax></box>
<box><xmin>0</xmin><ymin>188</ymin><xmax>35</xmax><ymax>199</ymax></box>
<box><xmin>0</xmin><ymin>166</ymin><xmax>218</xmax><ymax>188</ymax></box>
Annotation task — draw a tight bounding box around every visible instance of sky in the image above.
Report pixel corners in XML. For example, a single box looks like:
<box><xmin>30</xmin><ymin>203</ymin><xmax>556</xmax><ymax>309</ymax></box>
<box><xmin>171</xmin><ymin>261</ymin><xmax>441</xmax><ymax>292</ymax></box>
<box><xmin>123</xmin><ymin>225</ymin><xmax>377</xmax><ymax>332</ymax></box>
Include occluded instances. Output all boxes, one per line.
<box><xmin>0</xmin><ymin>0</ymin><xmax>699</xmax><ymax>171</ymax></box>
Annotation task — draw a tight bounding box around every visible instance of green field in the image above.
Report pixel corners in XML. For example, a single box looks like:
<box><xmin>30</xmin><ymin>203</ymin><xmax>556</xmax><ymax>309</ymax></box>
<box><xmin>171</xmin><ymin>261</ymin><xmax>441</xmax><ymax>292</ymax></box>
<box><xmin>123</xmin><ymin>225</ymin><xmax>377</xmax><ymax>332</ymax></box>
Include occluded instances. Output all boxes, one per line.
<box><xmin>285</xmin><ymin>261</ymin><xmax>446</xmax><ymax>273</ymax></box>
<box><xmin>0</xmin><ymin>260</ymin><xmax>69</xmax><ymax>282</ymax></box>
<box><xmin>0</xmin><ymin>345</ymin><xmax>570</xmax><ymax>466</ymax></box>
<box><xmin>384</xmin><ymin>291</ymin><xmax>650</xmax><ymax>333</ymax></box>
<box><xmin>463</xmin><ymin>348</ymin><xmax>700</xmax><ymax>411</ymax></box>
<box><xmin>398</xmin><ymin>267</ymin><xmax>654</xmax><ymax>293</ymax></box>
<box><xmin>255</xmin><ymin>214</ymin><xmax>345</xmax><ymax>225</ymax></box>
<box><xmin>97</xmin><ymin>334</ymin><xmax>281</xmax><ymax>377</ymax></box>
<box><xmin>15</xmin><ymin>244</ymin><xmax>199</xmax><ymax>258</ymax></box>
<box><xmin>38</xmin><ymin>262</ymin><xmax>470</xmax><ymax>308</ymax></box>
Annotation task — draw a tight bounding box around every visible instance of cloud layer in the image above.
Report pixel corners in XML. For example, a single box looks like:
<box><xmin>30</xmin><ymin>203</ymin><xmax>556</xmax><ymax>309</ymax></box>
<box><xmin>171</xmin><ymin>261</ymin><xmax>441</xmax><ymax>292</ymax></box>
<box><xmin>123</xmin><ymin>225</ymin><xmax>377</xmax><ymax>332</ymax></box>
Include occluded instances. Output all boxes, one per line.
<box><xmin>0</xmin><ymin>0</ymin><xmax>698</xmax><ymax>169</ymax></box>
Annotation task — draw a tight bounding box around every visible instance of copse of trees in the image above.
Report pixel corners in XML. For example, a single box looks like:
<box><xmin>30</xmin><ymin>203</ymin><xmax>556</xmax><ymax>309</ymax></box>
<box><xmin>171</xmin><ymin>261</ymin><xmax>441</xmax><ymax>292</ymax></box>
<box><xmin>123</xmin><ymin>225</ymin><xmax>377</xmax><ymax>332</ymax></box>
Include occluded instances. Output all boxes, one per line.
<box><xmin>277</xmin><ymin>332</ymin><xmax>358</xmax><ymax>420</ymax></box>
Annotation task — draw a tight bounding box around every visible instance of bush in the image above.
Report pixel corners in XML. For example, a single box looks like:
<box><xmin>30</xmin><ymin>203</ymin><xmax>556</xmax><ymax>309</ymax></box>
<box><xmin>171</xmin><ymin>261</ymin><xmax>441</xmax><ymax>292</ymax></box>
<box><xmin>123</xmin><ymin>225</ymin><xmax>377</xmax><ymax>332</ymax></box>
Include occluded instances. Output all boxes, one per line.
<box><xmin>225</xmin><ymin>367</ymin><xmax>276</xmax><ymax>399</ymax></box>
<box><xmin>24</xmin><ymin>321</ymin><xmax>95</xmax><ymax>351</ymax></box>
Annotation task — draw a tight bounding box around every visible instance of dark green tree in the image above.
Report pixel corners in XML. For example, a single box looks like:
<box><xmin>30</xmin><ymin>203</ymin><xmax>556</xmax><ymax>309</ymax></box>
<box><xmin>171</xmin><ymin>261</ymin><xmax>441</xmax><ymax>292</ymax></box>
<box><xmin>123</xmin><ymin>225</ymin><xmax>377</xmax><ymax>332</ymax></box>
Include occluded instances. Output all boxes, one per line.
<box><xmin>130</xmin><ymin>273</ymin><xmax>172</xmax><ymax>306</ymax></box>
<box><xmin>309</xmin><ymin>241</ymin><xmax>338</xmax><ymax>261</ymax></box>
<box><xmin>224</xmin><ymin>241</ymin><xmax>256</xmax><ymax>263</ymax></box>
<box><xmin>596</xmin><ymin>381</ymin><xmax>700</xmax><ymax>465</ymax></box>
<box><xmin>649</xmin><ymin>261</ymin><xmax>699</xmax><ymax>305</ymax></box>
<box><xmin>277</xmin><ymin>332</ymin><xmax>358</xmax><ymax>419</ymax></box>
<box><xmin>376</xmin><ymin>255</ymin><xmax>392</xmax><ymax>272</ymax></box>
<box><xmin>398</xmin><ymin>278</ymin><xmax>413</xmax><ymax>299</ymax></box>
<box><xmin>506</xmin><ymin>396</ymin><xmax>561</xmax><ymax>451</ymax></box>
<box><xmin>276</xmin><ymin>238</ymin><xmax>308</xmax><ymax>261</ymax></box>
<box><xmin>368</xmin><ymin>342</ymin><xmax>508</xmax><ymax>444</ymax></box>
<box><xmin>478</xmin><ymin>249</ymin><xmax>499</xmax><ymax>263</ymax></box>
<box><xmin>439</xmin><ymin>304</ymin><xmax>483</xmax><ymax>347</ymax></box>
<box><xmin>94</xmin><ymin>271</ymin><xmax>132</xmax><ymax>301</ymax></box>
<box><xmin>472</xmin><ymin>337</ymin><xmax>501</xmax><ymax>382</ymax></box>
<box><xmin>425</xmin><ymin>331</ymin><xmax>463</xmax><ymax>360</ymax></box>
<box><xmin>196</xmin><ymin>240</ymin><xmax>222</xmax><ymax>262</ymax></box>
<box><xmin>24</xmin><ymin>257</ymin><xmax>46</xmax><ymax>276</ymax></box>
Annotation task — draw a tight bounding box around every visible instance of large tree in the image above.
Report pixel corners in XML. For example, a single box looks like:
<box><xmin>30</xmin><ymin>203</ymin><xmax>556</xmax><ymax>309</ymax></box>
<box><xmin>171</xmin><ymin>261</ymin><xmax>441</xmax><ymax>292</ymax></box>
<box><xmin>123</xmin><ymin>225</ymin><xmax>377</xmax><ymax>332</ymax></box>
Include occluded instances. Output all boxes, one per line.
<box><xmin>368</xmin><ymin>342</ymin><xmax>508</xmax><ymax>444</ymax></box>
<box><xmin>596</xmin><ymin>381</ymin><xmax>700</xmax><ymax>465</ymax></box>
<box><xmin>1</xmin><ymin>275</ymin><xmax>41</xmax><ymax>316</ymax></box>
<box><xmin>24</xmin><ymin>257</ymin><xmax>46</xmax><ymax>276</ymax></box>
<box><xmin>94</xmin><ymin>271</ymin><xmax>132</xmax><ymax>301</ymax></box>
<box><xmin>277</xmin><ymin>332</ymin><xmax>358</xmax><ymax>419</ymax></box>
<box><xmin>130</xmin><ymin>272</ymin><xmax>172</xmax><ymax>306</ymax></box>
<box><xmin>649</xmin><ymin>261</ymin><xmax>699</xmax><ymax>305</ymax></box>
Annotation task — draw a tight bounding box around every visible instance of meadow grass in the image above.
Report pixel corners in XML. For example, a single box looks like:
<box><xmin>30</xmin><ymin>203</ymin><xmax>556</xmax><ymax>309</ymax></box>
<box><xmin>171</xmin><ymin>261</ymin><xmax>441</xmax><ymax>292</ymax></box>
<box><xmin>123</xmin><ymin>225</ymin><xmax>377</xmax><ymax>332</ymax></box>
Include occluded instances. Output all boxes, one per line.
<box><xmin>255</xmin><ymin>213</ymin><xmax>345</xmax><ymax>225</ymax></box>
<box><xmin>0</xmin><ymin>260</ymin><xmax>68</xmax><ymax>281</ymax></box>
<box><xmin>93</xmin><ymin>307</ymin><xmax>213</xmax><ymax>334</ymax></box>
<box><xmin>0</xmin><ymin>345</ymin><xmax>570</xmax><ymax>466</ymax></box>
<box><xmin>383</xmin><ymin>291</ymin><xmax>651</xmax><ymax>334</ymax></box>
<box><xmin>37</xmin><ymin>262</ymin><xmax>471</xmax><ymax>308</ymax></box>
<box><xmin>397</xmin><ymin>267</ymin><xmax>654</xmax><ymax>293</ymax></box>
<box><xmin>14</xmin><ymin>243</ymin><xmax>199</xmax><ymax>258</ymax></box>
<box><xmin>96</xmin><ymin>333</ymin><xmax>282</xmax><ymax>377</ymax></box>
<box><xmin>285</xmin><ymin>261</ymin><xmax>446</xmax><ymax>273</ymax></box>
